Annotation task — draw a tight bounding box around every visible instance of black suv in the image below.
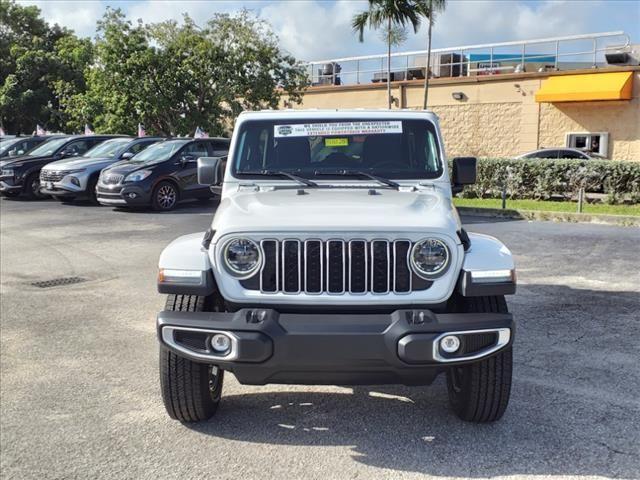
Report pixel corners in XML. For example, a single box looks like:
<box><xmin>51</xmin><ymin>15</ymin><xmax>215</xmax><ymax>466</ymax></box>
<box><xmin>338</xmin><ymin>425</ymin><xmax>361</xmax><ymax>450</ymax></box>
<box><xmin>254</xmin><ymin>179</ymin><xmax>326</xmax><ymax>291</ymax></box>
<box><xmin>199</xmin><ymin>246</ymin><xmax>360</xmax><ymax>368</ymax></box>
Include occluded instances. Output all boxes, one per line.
<box><xmin>0</xmin><ymin>135</ymin><xmax>121</xmax><ymax>199</ymax></box>
<box><xmin>0</xmin><ymin>135</ymin><xmax>52</xmax><ymax>159</ymax></box>
<box><xmin>96</xmin><ymin>137</ymin><xmax>229</xmax><ymax>211</ymax></box>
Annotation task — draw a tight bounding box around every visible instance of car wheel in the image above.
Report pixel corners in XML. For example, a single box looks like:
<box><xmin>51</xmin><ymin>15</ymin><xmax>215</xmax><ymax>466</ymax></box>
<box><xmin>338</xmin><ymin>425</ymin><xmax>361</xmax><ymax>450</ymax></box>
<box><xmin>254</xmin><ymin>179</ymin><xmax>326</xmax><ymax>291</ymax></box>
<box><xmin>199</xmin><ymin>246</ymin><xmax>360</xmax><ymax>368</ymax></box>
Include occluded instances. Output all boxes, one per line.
<box><xmin>152</xmin><ymin>181</ymin><xmax>178</xmax><ymax>211</ymax></box>
<box><xmin>446</xmin><ymin>295</ymin><xmax>513</xmax><ymax>423</ymax></box>
<box><xmin>160</xmin><ymin>294</ymin><xmax>224</xmax><ymax>422</ymax></box>
<box><xmin>86</xmin><ymin>176</ymin><xmax>99</xmax><ymax>205</ymax></box>
<box><xmin>24</xmin><ymin>172</ymin><xmax>46</xmax><ymax>200</ymax></box>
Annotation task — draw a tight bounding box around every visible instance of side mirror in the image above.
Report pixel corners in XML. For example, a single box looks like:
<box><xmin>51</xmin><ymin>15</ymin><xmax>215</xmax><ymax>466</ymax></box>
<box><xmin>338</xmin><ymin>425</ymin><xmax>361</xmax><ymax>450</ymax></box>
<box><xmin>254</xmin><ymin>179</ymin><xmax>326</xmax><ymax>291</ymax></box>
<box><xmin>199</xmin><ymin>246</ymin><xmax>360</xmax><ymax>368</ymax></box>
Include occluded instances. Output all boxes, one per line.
<box><xmin>197</xmin><ymin>156</ymin><xmax>224</xmax><ymax>186</ymax></box>
<box><xmin>181</xmin><ymin>154</ymin><xmax>196</xmax><ymax>165</ymax></box>
<box><xmin>121</xmin><ymin>152</ymin><xmax>134</xmax><ymax>160</ymax></box>
<box><xmin>451</xmin><ymin>157</ymin><xmax>477</xmax><ymax>194</ymax></box>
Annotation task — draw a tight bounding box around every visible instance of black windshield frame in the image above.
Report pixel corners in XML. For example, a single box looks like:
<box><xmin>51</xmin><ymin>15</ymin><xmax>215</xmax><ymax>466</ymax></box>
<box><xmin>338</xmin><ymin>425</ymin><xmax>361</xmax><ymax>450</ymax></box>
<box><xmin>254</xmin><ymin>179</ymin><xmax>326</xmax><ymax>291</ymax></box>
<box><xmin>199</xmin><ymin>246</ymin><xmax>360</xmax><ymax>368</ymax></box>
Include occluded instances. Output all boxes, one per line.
<box><xmin>231</xmin><ymin>118</ymin><xmax>443</xmax><ymax>181</ymax></box>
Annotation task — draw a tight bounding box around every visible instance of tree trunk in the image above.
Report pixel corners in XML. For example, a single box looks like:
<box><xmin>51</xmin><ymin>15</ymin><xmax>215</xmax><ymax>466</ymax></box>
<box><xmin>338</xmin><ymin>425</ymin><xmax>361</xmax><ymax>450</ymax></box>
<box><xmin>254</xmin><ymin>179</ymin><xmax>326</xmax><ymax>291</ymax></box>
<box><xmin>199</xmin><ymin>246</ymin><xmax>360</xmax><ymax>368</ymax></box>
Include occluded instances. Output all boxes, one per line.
<box><xmin>387</xmin><ymin>16</ymin><xmax>392</xmax><ymax>109</ymax></box>
<box><xmin>423</xmin><ymin>0</ymin><xmax>434</xmax><ymax>110</ymax></box>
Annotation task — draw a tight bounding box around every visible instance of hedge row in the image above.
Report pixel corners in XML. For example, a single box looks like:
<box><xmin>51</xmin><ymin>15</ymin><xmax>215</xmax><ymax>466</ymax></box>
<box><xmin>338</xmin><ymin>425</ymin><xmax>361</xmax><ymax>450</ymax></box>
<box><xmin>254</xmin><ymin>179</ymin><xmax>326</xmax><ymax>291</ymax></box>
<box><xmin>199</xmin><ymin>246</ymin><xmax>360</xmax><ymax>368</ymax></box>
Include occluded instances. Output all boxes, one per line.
<box><xmin>453</xmin><ymin>158</ymin><xmax>640</xmax><ymax>204</ymax></box>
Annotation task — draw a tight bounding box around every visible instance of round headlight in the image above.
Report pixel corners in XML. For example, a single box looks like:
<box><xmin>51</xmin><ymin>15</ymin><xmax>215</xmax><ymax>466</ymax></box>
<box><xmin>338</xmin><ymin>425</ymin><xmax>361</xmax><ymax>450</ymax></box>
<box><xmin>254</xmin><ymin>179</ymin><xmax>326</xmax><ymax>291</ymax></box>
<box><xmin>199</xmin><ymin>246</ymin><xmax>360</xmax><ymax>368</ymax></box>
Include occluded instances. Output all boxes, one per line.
<box><xmin>411</xmin><ymin>238</ymin><xmax>450</xmax><ymax>278</ymax></box>
<box><xmin>223</xmin><ymin>238</ymin><xmax>261</xmax><ymax>277</ymax></box>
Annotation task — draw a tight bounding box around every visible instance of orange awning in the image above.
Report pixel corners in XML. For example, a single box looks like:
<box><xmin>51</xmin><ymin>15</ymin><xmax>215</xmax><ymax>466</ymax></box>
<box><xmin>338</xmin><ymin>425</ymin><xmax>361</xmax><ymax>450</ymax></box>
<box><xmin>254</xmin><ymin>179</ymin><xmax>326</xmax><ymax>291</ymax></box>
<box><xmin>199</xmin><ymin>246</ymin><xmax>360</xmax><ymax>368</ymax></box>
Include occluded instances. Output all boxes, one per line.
<box><xmin>535</xmin><ymin>71</ymin><xmax>633</xmax><ymax>103</ymax></box>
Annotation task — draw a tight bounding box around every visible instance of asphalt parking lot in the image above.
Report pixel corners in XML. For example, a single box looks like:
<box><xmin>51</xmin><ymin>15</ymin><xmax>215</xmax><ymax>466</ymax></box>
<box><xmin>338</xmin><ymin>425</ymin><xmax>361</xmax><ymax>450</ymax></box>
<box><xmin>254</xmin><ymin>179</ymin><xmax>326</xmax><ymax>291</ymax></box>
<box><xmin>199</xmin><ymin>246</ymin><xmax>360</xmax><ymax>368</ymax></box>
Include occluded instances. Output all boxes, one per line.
<box><xmin>1</xmin><ymin>197</ymin><xmax>639</xmax><ymax>480</ymax></box>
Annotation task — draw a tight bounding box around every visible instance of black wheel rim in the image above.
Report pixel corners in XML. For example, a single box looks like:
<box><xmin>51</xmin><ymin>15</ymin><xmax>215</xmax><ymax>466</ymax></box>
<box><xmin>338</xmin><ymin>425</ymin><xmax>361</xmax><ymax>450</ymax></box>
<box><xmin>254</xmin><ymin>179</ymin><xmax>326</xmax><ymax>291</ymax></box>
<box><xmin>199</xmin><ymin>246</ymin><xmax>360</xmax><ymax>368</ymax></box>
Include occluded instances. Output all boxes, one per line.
<box><xmin>157</xmin><ymin>185</ymin><xmax>176</xmax><ymax>209</ymax></box>
<box><xmin>31</xmin><ymin>177</ymin><xmax>43</xmax><ymax>198</ymax></box>
<box><xmin>208</xmin><ymin>366</ymin><xmax>222</xmax><ymax>402</ymax></box>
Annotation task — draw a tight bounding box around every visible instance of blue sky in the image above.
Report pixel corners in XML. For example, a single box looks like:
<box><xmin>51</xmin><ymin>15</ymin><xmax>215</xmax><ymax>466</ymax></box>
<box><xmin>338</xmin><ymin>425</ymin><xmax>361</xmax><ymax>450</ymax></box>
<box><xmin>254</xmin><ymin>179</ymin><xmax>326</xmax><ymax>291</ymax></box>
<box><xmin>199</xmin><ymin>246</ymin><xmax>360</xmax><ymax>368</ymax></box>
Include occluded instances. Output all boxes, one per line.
<box><xmin>18</xmin><ymin>0</ymin><xmax>640</xmax><ymax>61</ymax></box>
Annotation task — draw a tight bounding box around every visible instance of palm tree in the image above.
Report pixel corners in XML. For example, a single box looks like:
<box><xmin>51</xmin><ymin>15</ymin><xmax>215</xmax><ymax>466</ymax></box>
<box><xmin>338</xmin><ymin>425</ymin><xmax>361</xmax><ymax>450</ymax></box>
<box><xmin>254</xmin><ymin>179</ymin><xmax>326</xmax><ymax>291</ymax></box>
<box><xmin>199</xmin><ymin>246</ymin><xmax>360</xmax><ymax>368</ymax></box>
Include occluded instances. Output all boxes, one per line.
<box><xmin>418</xmin><ymin>0</ymin><xmax>447</xmax><ymax>109</ymax></box>
<box><xmin>353</xmin><ymin>0</ymin><xmax>421</xmax><ymax>109</ymax></box>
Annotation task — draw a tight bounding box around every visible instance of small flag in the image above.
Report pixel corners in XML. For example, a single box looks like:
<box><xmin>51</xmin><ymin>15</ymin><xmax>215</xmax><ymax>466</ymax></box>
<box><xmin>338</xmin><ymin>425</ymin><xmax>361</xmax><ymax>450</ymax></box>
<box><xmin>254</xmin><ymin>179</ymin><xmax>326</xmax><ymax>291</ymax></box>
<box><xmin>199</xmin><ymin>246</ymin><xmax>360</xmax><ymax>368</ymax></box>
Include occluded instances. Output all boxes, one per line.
<box><xmin>0</xmin><ymin>126</ymin><xmax>5</xmax><ymax>136</ymax></box>
<box><xmin>194</xmin><ymin>126</ymin><xmax>209</xmax><ymax>138</ymax></box>
<box><xmin>84</xmin><ymin>124</ymin><xmax>94</xmax><ymax>135</ymax></box>
<box><xmin>36</xmin><ymin>124</ymin><xmax>46</xmax><ymax>135</ymax></box>
<box><xmin>138</xmin><ymin>123</ymin><xmax>146</xmax><ymax>137</ymax></box>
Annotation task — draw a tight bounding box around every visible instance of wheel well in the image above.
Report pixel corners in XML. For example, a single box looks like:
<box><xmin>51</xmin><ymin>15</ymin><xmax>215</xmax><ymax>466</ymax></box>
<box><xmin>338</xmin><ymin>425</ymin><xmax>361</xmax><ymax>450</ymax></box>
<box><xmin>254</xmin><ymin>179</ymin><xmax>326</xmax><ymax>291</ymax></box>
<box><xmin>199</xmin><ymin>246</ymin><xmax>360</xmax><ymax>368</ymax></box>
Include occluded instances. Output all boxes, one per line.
<box><xmin>153</xmin><ymin>178</ymin><xmax>181</xmax><ymax>200</ymax></box>
<box><xmin>23</xmin><ymin>169</ymin><xmax>41</xmax><ymax>192</ymax></box>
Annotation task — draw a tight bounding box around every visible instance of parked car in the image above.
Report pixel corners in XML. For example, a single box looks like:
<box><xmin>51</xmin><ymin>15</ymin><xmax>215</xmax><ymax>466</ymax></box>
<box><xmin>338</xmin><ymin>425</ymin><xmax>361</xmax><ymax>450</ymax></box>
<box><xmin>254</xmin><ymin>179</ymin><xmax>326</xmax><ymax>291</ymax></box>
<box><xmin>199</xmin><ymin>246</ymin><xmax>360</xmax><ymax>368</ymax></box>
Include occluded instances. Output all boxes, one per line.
<box><xmin>0</xmin><ymin>135</ymin><xmax>122</xmax><ymax>199</ymax></box>
<box><xmin>0</xmin><ymin>136</ymin><xmax>52</xmax><ymax>159</ymax></box>
<box><xmin>96</xmin><ymin>137</ymin><xmax>230</xmax><ymax>211</ymax></box>
<box><xmin>40</xmin><ymin>136</ymin><xmax>163</xmax><ymax>203</ymax></box>
<box><xmin>516</xmin><ymin>148</ymin><xmax>604</xmax><ymax>160</ymax></box>
<box><xmin>156</xmin><ymin>109</ymin><xmax>517</xmax><ymax>424</ymax></box>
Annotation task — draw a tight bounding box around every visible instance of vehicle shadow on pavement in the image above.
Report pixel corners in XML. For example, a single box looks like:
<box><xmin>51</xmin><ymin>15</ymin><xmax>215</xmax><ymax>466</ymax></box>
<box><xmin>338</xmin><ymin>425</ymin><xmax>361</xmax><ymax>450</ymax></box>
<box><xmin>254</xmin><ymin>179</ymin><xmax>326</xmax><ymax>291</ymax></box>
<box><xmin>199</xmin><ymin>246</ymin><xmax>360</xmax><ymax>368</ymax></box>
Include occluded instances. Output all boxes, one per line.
<box><xmin>184</xmin><ymin>284</ymin><xmax>639</xmax><ymax>478</ymax></box>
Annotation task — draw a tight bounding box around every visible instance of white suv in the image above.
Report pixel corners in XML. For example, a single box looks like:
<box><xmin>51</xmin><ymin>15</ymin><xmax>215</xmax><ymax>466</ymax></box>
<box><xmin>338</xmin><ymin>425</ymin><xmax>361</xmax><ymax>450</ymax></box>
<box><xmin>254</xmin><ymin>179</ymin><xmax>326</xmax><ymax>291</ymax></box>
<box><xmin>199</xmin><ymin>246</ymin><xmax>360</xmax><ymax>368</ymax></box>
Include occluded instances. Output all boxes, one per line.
<box><xmin>156</xmin><ymin>110</ymin><xmax>517</xmax><ymax>423</ymax></box>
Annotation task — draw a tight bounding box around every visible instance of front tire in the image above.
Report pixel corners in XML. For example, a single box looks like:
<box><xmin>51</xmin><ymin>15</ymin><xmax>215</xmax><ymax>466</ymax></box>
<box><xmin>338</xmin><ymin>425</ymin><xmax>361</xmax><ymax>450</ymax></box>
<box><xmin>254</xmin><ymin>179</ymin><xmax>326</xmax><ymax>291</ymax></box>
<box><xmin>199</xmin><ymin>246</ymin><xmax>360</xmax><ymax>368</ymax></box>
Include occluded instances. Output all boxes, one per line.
<box><xmin>446</xmin><ymin>296</ymin><xmax>513</xmax><ymax>423</ymax></box>
<box><xmin>24</xmin><ymin>172</ymin><xmax>46</xmax><ymax>199</ymax></box>
<box><xmin>160</xmin><ymin>294</ymin><xmax>224</xmax><ymax>422</ymax></box>
<box><xmin>152</xmin><ymin>181</ymin><xmax>178</xmax><ymax>211</ymax></box>
<box><xmin>86</xmin><ymin>175</ymin><xmax>99</xmax><ymax>205</ymax></box>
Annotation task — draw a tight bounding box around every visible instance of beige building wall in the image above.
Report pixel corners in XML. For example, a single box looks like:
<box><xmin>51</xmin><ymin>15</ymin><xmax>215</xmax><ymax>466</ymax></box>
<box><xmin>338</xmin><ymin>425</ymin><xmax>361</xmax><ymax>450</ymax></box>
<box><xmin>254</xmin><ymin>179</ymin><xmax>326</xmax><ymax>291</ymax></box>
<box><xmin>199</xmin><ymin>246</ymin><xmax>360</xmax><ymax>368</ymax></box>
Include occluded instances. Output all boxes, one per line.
<box><xmin>289</xmin><ymin>67</ymin><xmax>639</xmax><ymax>161</ymax></box>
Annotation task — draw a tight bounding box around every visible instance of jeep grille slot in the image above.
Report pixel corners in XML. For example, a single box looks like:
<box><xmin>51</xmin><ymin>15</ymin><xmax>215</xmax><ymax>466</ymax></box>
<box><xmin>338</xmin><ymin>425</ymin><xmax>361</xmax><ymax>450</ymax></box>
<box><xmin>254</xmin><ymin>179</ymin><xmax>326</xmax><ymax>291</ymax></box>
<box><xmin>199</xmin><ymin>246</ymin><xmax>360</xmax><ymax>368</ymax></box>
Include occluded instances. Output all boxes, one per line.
<box><xmin>258</xmin><ymin>239</ymin><xmax>419</xmax><ymax>295</ymax></box>
<box><xmin>327</xmin><ymin>240</ymin><xmax>346</xmax><ymax>293</ymax></box>
<box><xmin>283</xmin><ymin>240</ymin><xmax>301</xmax><ymax>293</ymax></box>
<box><xmin>304</xmin><ymin>240</ymin><xmax>323</xmax><ymax>293</ymax></box>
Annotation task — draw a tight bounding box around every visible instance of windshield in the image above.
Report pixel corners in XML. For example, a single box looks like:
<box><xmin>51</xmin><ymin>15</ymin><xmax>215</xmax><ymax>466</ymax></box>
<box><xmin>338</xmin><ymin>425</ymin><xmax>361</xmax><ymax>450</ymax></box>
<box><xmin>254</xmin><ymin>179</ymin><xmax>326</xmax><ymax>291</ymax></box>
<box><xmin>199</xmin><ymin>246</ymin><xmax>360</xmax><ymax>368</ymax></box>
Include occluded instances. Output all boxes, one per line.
<box><xmin>28</xmin><ymin>137</ymin><xmax>68</xmax><ymax>157</ymax></box>
<box><xmin>131</xmin><ymin>140</ymin><xmax>188</xmax><ymax>164</ymax></box>
<box><xmin>0</xmin><ymin>138</ymin><xmax>22</xmax><ymax>154</ymax></box>
<box><xmin>232</xmin><ymin>119</ymin><xmax>442</xmax><ymax>180</ymax></box>
<box><xmin>84</xmin><ymin>138</ymin><xmax>130</xmax><ymax>158</ymax></box>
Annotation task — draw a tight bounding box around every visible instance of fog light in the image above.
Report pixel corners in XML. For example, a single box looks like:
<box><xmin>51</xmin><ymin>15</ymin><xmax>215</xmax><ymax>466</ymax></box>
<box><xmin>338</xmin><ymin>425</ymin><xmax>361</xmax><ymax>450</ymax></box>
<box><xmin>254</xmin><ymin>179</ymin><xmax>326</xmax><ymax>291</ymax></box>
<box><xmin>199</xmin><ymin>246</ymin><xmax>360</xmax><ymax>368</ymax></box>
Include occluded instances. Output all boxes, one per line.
<box><xmin>70</xmin><ymin>176</ymin><xmax>80</xmax><ymax>187</ymax></box>
<box><xmin>128</xmin><ymin>192</ymin><xmax>137</xmax><ymax>199</ymax></box>
<box><xmin>211</xmin><ymin>333</ymin><xmax>231</xmax><ymax>353</ymax></box>
<box><xmin>440</xmin><ymin>335</ymin><xmax>460</xmax><ymax>353</ymax></box>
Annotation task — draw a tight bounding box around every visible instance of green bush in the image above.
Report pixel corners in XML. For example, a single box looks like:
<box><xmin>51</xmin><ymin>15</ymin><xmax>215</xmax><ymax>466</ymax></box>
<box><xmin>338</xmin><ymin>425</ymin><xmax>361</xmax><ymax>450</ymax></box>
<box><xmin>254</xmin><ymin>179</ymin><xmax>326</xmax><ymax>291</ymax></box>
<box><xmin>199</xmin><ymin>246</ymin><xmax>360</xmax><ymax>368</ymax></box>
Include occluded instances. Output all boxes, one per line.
<box><xmin>451</xmin><ymin>158</ymin><xmax>640</xmax><ymax>204</ymax></box>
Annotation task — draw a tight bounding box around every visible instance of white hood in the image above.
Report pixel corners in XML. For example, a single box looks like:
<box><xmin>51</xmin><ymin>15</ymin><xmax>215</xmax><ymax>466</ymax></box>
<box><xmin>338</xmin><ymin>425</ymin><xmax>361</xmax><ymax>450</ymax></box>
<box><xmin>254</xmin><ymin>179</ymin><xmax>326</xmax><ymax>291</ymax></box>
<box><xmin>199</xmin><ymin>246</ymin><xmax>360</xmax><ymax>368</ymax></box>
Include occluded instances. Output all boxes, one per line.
<box><xmin>212</xmin><ymin>187</ymin><xmax>461</xmax><ymax>239</ymax></box>
<box><xmin>41</xmin><ymin>156</ymin><xmax>116</xmax><ymax>171</ymax></box>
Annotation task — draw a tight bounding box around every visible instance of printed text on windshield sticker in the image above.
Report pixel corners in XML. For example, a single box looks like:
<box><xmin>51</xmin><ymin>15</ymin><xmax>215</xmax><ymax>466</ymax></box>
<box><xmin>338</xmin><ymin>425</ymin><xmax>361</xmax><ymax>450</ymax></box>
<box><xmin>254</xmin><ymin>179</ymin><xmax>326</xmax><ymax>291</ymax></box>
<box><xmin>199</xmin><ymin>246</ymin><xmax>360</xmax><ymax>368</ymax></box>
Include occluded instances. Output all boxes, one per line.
<box><xmin>274</xmin><ymin>121</ymin><xmax>403</xmax><ymax>138</ymax></box>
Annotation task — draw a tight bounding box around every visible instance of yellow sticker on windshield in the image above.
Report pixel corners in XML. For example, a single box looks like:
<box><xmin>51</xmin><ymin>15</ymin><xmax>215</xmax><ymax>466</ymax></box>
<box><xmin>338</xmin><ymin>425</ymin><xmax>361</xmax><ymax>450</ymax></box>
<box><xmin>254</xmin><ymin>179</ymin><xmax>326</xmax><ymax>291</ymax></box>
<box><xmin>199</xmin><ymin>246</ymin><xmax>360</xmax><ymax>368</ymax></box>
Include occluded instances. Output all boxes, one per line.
<box><xmin>325</xmin><ymin>138</ymin><xmax>348</xmax><ymax>147</ymax></box>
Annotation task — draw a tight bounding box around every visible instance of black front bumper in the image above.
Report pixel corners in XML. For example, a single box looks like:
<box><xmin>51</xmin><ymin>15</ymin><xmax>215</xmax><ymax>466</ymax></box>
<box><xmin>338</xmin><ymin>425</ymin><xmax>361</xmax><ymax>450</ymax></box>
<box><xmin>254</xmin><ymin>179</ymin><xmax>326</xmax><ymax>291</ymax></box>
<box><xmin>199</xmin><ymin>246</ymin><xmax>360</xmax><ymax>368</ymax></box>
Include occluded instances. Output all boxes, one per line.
<box><xmin>96</xmin><ymin>184</ymin><xmax>152</xmax><ymax>206</ymax></box>
<box><xmin>157</xmin><ymin>308</ymin><xmax>514</xmax><ymax>386</ymax></box>
<box><xmin>0</xmin><ymin>178</ymin><xmax>22</xmax><ymax>192</ymax></box>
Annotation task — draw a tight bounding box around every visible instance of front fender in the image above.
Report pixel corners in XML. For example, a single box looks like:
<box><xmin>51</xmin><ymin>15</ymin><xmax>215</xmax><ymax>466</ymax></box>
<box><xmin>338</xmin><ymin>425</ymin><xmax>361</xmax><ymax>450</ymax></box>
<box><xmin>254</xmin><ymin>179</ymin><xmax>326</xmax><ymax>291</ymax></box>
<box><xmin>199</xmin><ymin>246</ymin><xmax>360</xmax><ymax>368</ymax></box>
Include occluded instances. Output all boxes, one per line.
<box><xmin>158</xmin><ymin>232</ymin><xmax>215</xmax><ymax>296</ymax></box>
<box><xmin>457</xmin><ymin>233</ymin><xmax>516</xmax><ymax>296</ymax></box>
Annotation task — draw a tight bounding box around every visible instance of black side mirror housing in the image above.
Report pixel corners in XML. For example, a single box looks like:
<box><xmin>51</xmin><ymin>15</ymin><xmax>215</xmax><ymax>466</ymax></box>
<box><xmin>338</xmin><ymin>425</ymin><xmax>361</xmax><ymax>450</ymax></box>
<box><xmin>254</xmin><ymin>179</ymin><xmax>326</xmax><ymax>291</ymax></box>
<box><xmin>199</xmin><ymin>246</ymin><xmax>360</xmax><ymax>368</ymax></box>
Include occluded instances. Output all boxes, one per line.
<box><xmin>181</xmin><ymin>154</ymin><xmax>196</xmax><ymax>165</ymax></box>
<box><xmin>197</xmin><ymin>156</ymin><xmax>225</xmax><ymax>186</ymax></box>
<box><xmin>451</xmin><ymin>157</ymin><xmax>477</xmax><ymax>194</ymax></box>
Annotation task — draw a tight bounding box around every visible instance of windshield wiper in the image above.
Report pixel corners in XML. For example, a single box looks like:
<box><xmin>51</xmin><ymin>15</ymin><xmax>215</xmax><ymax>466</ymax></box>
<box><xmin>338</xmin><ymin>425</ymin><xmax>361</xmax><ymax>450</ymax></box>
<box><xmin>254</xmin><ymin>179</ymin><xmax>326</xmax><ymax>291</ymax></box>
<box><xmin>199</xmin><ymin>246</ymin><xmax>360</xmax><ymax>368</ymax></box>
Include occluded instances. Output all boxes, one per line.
<box><xmin>314</xmin><ymin>170</ymin><xmax>400</xmax><ymax>190</ymax></box>
<box><xmin>239</xmin><ymin>170</ymin><xmax>319</xmax><ymax>188</ymax></box>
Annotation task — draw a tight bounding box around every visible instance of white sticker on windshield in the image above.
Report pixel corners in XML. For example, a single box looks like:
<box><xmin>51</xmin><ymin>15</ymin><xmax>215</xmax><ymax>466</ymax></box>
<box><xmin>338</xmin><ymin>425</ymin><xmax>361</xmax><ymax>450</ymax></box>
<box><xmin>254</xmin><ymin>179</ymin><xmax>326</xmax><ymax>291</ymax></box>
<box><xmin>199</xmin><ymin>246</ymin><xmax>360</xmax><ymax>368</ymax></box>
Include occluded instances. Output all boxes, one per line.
<box><xmin>274</xmin><ymin>121</ymin><xmax>402</xmax><ymax>138</ymax></box>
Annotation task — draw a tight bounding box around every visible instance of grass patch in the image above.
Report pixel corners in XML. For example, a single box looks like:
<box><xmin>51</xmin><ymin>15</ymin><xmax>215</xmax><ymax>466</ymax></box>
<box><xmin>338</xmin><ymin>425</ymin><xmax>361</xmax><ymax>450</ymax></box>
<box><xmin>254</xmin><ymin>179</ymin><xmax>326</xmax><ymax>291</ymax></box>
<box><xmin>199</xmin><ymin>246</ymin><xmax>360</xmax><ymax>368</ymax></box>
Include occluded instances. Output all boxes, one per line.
<box><xmin>453</xmin><ymin>197</ymin><xmax>640</xmax><ymax>217</ymax></box>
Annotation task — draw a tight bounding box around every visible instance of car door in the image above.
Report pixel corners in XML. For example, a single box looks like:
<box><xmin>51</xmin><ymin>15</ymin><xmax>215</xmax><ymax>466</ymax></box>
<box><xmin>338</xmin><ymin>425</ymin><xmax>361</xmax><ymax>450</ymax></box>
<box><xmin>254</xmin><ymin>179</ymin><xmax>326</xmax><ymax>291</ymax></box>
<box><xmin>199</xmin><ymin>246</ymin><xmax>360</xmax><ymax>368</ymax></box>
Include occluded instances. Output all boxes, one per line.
<box><xmin>174</xmin><ymin>141</ymin><xmax>210</xmax><ymax>198</ymax></box>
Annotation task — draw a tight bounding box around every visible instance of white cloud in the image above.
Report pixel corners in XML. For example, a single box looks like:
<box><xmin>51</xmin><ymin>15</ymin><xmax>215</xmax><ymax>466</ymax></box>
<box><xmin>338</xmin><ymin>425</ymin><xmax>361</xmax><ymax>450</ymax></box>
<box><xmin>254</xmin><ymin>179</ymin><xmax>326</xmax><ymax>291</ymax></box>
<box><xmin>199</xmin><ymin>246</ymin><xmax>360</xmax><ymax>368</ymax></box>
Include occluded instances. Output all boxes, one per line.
<box><xmin>260</xmin><ymin>0</ymin><xmax>371</xmax><ymax>61</ymax></box>
<box><xmin>18</xmin><ymin>0</ymin><xmax>104</xmax><ymax>38</ymax></box>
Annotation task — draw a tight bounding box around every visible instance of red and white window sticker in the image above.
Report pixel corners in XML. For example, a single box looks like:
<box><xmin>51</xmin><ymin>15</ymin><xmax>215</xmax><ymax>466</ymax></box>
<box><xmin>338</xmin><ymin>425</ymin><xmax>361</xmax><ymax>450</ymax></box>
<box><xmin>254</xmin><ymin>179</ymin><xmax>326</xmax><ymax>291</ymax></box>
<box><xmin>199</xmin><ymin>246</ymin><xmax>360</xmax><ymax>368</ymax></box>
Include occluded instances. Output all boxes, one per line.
<box><xmin>274</xmin><ymin>121</ymin><xmax>402</xmax><ymax>138</ymax></box>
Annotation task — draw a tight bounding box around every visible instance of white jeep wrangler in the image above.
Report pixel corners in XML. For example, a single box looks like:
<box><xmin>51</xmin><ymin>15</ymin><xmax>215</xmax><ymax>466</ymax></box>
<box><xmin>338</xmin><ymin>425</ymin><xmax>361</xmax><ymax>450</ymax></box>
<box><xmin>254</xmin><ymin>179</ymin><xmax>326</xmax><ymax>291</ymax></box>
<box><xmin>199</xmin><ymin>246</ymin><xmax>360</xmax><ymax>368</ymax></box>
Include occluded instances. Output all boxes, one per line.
<box><xmin>157</xmin><ymin>110</ymin><xmax>516</xmax><ymax>423</ymax></box>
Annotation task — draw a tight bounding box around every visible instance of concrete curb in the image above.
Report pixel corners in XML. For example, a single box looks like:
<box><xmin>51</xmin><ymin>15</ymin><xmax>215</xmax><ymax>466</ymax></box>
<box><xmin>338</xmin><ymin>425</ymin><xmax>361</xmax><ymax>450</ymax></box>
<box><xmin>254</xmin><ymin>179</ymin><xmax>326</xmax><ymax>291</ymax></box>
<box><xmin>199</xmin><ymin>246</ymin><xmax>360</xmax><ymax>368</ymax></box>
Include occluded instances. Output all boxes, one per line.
<box><xmin>457</xmin><ymin>206</ymin><xmax>640</xmax><ymax>227</ymax></box>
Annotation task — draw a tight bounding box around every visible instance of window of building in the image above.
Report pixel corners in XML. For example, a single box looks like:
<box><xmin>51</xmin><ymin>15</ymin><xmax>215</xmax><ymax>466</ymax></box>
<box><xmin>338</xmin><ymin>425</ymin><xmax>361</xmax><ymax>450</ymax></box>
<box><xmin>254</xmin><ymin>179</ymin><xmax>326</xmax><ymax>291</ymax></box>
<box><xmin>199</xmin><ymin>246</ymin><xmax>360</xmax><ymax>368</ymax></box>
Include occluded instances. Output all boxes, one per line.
<box><xmin>566</xmin><ymin>132</ymin><xmax>608</xmax><ymax>157</ymax></box>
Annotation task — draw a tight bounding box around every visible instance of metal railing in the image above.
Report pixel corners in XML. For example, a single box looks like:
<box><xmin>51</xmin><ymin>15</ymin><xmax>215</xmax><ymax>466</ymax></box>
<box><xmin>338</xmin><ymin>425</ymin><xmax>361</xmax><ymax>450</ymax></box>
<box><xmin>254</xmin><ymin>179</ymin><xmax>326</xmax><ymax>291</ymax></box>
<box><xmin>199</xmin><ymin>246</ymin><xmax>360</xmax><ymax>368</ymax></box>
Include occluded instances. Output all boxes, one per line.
<box><xmin>307</xmin><ymin>31</ymin><xmax>631</xmax><ymax>86</ymax></box>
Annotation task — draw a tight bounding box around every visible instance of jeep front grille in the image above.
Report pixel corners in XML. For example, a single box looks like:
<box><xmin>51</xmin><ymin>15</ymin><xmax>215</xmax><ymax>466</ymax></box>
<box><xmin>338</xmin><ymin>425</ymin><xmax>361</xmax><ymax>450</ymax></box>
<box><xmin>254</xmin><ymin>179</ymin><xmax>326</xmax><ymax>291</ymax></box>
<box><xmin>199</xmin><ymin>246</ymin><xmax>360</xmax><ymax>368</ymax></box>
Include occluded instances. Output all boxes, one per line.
<box><xmin>256</xmin><ymin>239</ymin><xmax>427</xmax><ymax>295</ymax></box>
